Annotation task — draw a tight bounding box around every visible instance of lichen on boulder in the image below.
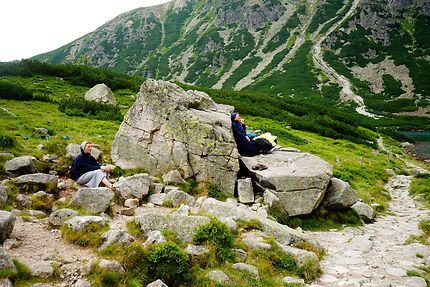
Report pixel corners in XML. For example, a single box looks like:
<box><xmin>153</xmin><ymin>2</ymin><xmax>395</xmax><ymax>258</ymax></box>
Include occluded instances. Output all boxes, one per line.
<box><xmin>111</xmin><ymin>79</ymin><xmax>239</xmax><ymax>196</ymax></box>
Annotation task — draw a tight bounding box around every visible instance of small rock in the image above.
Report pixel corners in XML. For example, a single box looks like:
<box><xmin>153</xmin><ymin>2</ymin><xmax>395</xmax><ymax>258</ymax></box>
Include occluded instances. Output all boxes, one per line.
<box><xmin>162</xmin><ymin>170</ymin><xmax>186</xmax><ymax>185</ymax></box>
<box><xmin>283</xmin><ymin>276</ymin><xmax>305</xmax><ymax>286</ymax></box>
<box><xmin>232</xmin><ymin>248</ymin><xmax>247</xmax><ymax>262</ymax></box>
<box><xmin>98</xmin><ymin>259</ymin><xmax>125</xmax><ymax>274</ymax></box>
<box><xmin>121</xmin><ymin>207</ymin><xmax>136</xmax><ymax>216</ymax></box>
<box><xmin>173</xmin><ymin>204</ymin><xmax>190</xmax><ymax>216</ymax></box>
<box><xmin>74</xmin><ymin>279</ymin><xmax>91</xmax><ymax>287</ymax></box>
<box><xmin>124</xmin><ymin>198</ymin><xmax>140</xmax><ymax>208</ymax></box>
<box><xmin>184</xmin><ymin>244</ymin><xmax>209</xmax><ymax>256</ymax></box>
<box><xmin>30</xmin><ymin>262</ymin><xmax>53</xmax><ymax>278</ymax></box>
<box><xmin>207</xmin><ymin>270</ymin><xmax>230</xmax><ymax>284</ymax></box>
<box><xmin>233</xmin><ymin>263</ymin><xmax>260</xmax><ymax>280</ymax></box>
<box><xmin>237</xmin><ymin>178</ymin><xmax>254</xmax><ymax>204</ymax></box>
<box><xmin>351</xmin><ymin>201</ymin><xmax>375</xmax><ymax>221</ymax></box>
<box><xmin>146</xmin><ymin>279</ymin><xmax>168</xmax><ymax>287</ymax></box>
<box><xmin>143</xmin><ymin>231</ymin><xmax>166</xmax><ymax>246</ymax></box>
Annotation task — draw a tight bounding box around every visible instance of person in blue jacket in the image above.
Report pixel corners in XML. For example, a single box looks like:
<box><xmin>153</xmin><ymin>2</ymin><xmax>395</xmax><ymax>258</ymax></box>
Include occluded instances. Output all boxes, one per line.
<box><xmin>231</xmin><ymin>112</ymin><xmax>261</xmax><ymax>157</ymax></box>
<box><xmin>71</xmin><ymin>141</ymin><xmax>113</xmax><ymax>189</ymax></box>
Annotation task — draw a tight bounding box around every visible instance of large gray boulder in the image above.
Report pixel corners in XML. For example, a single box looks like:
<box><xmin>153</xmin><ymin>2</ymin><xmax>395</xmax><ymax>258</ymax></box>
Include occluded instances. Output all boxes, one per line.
<box><xmin>240</xmin><ymin>150</ymin><xmax>333</xmax><ymax>216</ymax></box>
<box><xmin>0</xmin><ymin>211</ymin><xmax>16</xmax><ymax>244</ymax></box>
<box><xmin>70</xmin><ymin>187</ymin><xmax>114</xmax><ymax>214</ymax></box>
<box><xmin>320</xmin><ymin>178</ymin><xmax>359</xmax><ymax>209</ymax></box>
<box><xmin>111</xmin><ymin>79</ymin><xmax>240</xmax><ymax>196</ymax></box>
<box><xmin>14</xmin><ymin>173</ymin><xmax>58</xmax><ymax>194</ymax></box>
<box><xmin>135</xmin><ymin>213</ymin><xmax>210</xmax><ymax>243</ymax></box>
<box><xmin>5</xmin><ymin>156</ymin><xmax>36</xmax><ymax>176</ymax></box>
<box><xmin>66</xmin><ymin>144</ymin><xmax>101</xmax><ymax>160</ymax></box>
<box><xmin>0</xmin><ymin>246</ymin><xmax>15</xmax><ymax>273</ymax></box>
<box><xmin>84</xmin><ymin>83</ymin><xmax>116</xmax><ymax>105</ymax></box>
<box><xmin>113</xmin><ymin>173</ymin><xmax>151</xmax><ymax>200</ymax></box>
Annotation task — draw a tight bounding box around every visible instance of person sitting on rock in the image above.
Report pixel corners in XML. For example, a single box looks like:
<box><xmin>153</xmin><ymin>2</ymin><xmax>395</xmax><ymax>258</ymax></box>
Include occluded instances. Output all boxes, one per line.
<box><xmin>231</xmin><ymin>112</ymin><xmax>261</xmax><ymax>157</ymax></box>
<box><xmin>71</xmin><ymin>141</ymin><xmax>113</xmax><ymax>189</ymax></box>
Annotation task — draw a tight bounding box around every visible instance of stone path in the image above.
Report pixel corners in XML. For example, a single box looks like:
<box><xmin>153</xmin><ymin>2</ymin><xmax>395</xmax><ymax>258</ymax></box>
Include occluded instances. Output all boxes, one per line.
<box><xmin>307</xmin><ymin>175</ymin><xmax>430</xmax><ymax>287</ymax></box>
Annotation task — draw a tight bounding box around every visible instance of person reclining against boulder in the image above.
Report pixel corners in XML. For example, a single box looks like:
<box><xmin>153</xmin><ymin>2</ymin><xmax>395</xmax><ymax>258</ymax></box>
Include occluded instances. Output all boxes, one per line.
<box><xmin>231</xmin><ymin>112</ymin><xmax>262</xmax><ymax>157</ymax></box>
<box><xmin>71</xmin><ymin>141</ymin><xmax>113</xmax><ymax>189</ymax></box>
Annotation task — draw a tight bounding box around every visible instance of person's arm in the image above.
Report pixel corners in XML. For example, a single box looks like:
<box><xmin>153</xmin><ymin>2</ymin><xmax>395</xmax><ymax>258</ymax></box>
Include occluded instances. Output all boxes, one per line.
<box><xmin>232</xmin><ymin>123</ymin><xmax>250</xmax><ymax>142</ymax></box>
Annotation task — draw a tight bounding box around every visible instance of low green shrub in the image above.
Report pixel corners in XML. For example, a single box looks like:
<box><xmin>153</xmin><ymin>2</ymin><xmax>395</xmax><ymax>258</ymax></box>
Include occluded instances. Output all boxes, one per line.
<box><xmin>0</xmin><ymin>134</ymin><xmax>17</xmax><ymax>150</ymax></box>
<box><xmin>237</xmin><ymin>219</ymin><xmax>264</xmax><ymax>231</ymax></box>
<box><xmin>58</xmin><ymin>97</ymin><xmax>122</xmax><ymax>121</ymax></box>
<box><xmin>194</xmin><ymin>218</ymin><xmax>235</xmax><ymax>262</ymax></box>
<box><xmin>146</xmin><ymin>242</ymin><xmax>189</xmax><ymax>284</ymax></box>
<box><xmin>208</xmin><ymin>186</ymin><xmax>227</xmax><ymax>201</ymax></box>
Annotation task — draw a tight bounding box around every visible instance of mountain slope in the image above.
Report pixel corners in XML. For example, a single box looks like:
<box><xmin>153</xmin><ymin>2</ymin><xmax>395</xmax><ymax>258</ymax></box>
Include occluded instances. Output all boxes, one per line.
<box><xmin>34</xmin><ymin>0</ymin><xmax>430</xmax><ymax>117</ymax></box>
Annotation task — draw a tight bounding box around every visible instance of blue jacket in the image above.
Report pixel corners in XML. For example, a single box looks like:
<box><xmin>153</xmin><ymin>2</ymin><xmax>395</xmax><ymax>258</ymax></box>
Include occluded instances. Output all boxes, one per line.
<box><xmin>232</xmin><ymin>120</ymin><xmax>260</xmax><ymax>157</ymax></box>
<box><xmin>71</xmin><ymin>149</ymin><xmax>100</xmax><ymax>180</ymax></box>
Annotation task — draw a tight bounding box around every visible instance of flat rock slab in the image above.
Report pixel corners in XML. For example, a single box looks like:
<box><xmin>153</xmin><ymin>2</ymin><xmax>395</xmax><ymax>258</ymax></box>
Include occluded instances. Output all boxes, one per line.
<box><xmin>240</xmin><ymin>150</ymin><xmax>333</xmax><ymax>216</ymax></box>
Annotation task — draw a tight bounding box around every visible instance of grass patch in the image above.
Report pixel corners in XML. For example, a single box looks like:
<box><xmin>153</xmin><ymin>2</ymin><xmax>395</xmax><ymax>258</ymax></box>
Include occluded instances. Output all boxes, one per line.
<box><xmin>61</xmin><ymin>223</ymin><xmax>109</xmax><ymax>248</ymax></box>
<box><xmin>237</xmin><ymin>219</ymin><xmax>264</xmax><ymax>231</ymax></box>
<box><xmin>409</xmin><ymin>173</ymin><xmax>430</xmax><ymax>208</ymax></box>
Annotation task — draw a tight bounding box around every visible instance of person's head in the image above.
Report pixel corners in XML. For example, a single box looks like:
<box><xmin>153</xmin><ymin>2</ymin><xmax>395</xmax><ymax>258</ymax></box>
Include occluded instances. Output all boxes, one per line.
<box><xmin>80</xmin><ymin>141</ymin><xmax>92</xmax><ymax>154</ymax></box>
<box><xmin>231</xmin><ymin>112</ymin><xmax>240</xmax><ymax>122</ymax></box>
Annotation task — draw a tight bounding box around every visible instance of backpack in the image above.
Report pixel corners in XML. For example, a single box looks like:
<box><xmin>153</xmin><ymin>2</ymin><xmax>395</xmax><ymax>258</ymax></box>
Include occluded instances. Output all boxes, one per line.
<box><xmin>253</xmin><ymin>137</ymin><xmax>275</xmax><ymax>152</ymax></box>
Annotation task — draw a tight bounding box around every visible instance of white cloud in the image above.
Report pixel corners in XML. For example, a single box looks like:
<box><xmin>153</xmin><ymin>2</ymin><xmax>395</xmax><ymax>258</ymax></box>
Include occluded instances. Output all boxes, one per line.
<box><xmin>0</xmin><ymin>0</ymin><xmax>171</xmax><ymax>61</ymax></box>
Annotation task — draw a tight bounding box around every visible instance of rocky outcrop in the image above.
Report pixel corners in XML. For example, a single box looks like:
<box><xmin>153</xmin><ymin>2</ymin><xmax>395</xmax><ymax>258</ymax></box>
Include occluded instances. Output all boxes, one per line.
<box><xmin>84</xmin><ymin>84</ymin><xmax>116</xmax><ymax>105</ymax></box>
<box><xmin>111</xmin><ymin>79</ymin><xmax>239</xmax><ymax>196</ymax></box>
<box><xmin>134</xmin><ymin>213</ymin><xmax>211</xmax><ymax>243</ymax></box>
<box><xmin>240</xmin><ymin>150</ymin><xmax>333</xmax><ymax>216</ymax></box>
<box><xmin>0</xmin><ymin>211</ymin><xmax>16</xmax><ymax>244</ymax></box>
<box><xmin>13</xmin><ymin>173</ymin><xmax>58</xmax><ymax>194</ymax></box>
<box><xmin>70</xmin><ymin>188</ymin><xmax>114</xmax><ymax>214</ymax></box>
<box><xmin>5</xmin><ymin>156</ymin><xmax>36</xmax><ymax>176</ymax></box>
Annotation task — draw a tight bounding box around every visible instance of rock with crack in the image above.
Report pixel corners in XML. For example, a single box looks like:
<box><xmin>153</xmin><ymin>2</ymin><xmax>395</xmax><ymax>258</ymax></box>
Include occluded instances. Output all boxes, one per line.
<box><xmin>240</xmin><ymin>150</ymin><xmax>333</xmax><ymax>216</ymax></box>
<box><xmin>134</xmin><ymin>213</ymin><xmax>210</xmax><ymax>243</ymax></box>
<box><xmin>111</xmin><ymin>79</ymin><xmax>240</xmax><ymax>196</ymax></box>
